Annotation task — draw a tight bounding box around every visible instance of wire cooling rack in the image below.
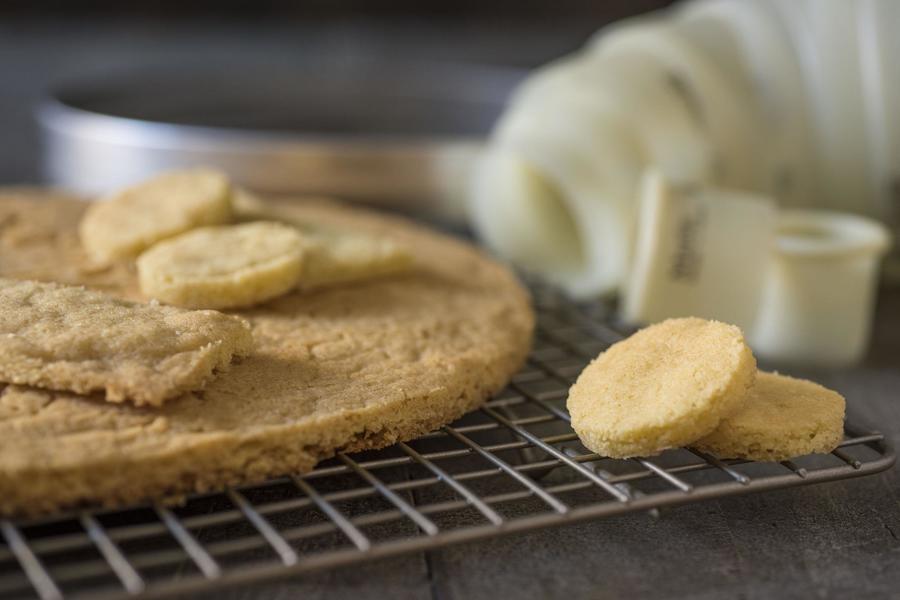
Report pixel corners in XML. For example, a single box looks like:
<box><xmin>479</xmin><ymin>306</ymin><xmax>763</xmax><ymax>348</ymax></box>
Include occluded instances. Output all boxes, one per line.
<box><xmin>0</xmin><ymin>282</ymin><xmax>894</xmax><ymax>600</ymax></box>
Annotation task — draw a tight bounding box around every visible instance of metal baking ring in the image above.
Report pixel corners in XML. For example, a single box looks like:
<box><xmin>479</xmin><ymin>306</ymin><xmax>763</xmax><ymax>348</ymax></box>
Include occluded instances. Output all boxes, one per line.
<box><xmin>37</xmin><ymin>59</ymin><xmax>525</xmax><ymax>222</ymax></box>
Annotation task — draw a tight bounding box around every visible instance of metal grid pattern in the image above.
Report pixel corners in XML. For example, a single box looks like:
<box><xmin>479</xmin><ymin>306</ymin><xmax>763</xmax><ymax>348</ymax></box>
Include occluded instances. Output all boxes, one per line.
<box><xmin>0</xmin><ymin>283</ymin><xmax>894</xmax><ymax>600</ymax></box>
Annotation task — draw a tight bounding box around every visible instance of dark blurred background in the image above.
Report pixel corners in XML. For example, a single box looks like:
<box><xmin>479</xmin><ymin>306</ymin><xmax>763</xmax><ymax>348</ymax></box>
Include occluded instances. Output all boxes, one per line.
<box><xmin>0</xmin><ymin>1</ymin><xmax>672</xmax><ymax>184</ymax></box>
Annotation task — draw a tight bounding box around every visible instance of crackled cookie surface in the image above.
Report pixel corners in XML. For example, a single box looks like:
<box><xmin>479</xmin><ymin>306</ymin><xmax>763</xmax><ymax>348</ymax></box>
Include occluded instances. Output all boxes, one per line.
<box><xmin>0</xmin><ymin>278</ymin><xmax>252</xmax><ymax>406</ymax></box>
<box><xmin>138</xmin><ymin>221</ymin><xmax>305</xmax><ymax>309</ymax></box>
<box><xmin>0</xmin><ymin>191</ymin><xmax>533</xmax><ymax>516</ymax></box>
<box><xmin>695</xmin><ymin>371</ymin><xmax>846</xmax><ymax>461</ymax></box>
<box><xmin>567</xmin><ymin>317</ymin><xmax>756</xmax><ymax>458</ymax></box>
<box><xmin>79</xmin><ymin>169</ymin><xmax>233</xmax><ymax>263</ymax></box>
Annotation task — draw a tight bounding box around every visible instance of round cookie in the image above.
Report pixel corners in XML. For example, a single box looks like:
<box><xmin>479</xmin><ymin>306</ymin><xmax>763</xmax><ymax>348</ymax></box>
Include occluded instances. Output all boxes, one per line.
<box><xmin>0</xmin><ymin>191</ymin><xmax>534</xmax><ymax>516</ymax></box>
<box><xmin>137</xmin><ymin>221</ymin><xmax>305</xmax><ymax>309</ymax></box>
<box><xmin>300</xmin><ymin>231</ymin><xmax>413</xmax><ymax>290</ymax></box>
<box><xmin>567</xmin><ymin>317</ymin><xmax>756</xmax><ymax>458</ymax></box>
<box><xmin>695</xmin><ymin>371</ymin><xmax>846</xmax><ymax>461</ymax></box>
<box><xmin>79</xmin><ymin>169</ymin><xmax>233</xmax><ymax>264</ymax></box>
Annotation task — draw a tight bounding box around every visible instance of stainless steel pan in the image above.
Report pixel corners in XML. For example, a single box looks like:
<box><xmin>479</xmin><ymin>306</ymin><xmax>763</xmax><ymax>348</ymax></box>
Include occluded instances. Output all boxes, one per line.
<box><xmin>38</xmin><ymin>59</ymin><xmax>525</xmax><ymax>221</ymax></box>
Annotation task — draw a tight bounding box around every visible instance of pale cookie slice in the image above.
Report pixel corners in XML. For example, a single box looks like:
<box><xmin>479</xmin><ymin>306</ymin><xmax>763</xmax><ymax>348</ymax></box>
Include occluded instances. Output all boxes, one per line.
<box><xmin>695</xmin><ymin>371</ymin><xmax>846</xmax><ymax>461</ymax></box>
<box><xmin>137</xmin><ymin>221</ymin><xmax>305</xmax><ymax>309</ymax></box>
<box><xmin>301</xmin><ymin>230</ymin><xmax>414</xmax><ymax>289</ymax></box>
<box><xmin>228</xmin><ymin>192</ymin><xmax>414</xmax><ymax>288</ymax></box>
<box><xmin>567</xmin><ymin>317</ymin><xmax>756</xmax><ymax>458</ymax></box>
<box><xmin>79</xmin><ymin>168</ymin><xmax>233</xmax><ymax>264</ymax></box>
<box><xmin>0</xmin><ymin>278</ymin><xmax>252</xmax><ymax>406</ymax></box>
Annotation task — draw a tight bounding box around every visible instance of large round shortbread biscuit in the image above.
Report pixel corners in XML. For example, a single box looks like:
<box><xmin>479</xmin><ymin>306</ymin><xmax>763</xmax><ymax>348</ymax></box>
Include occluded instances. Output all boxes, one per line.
<box><xmin>567</xmin><ymin>317</ymin><xmax>756</xmax><ymax>458</ymax></box>
<box><xmin>695</xmin><ymin>371</ymin><xmax>845</xmax><ymax>461</ymax></box>
<box><xmin>79</xmin><ymin>169</ymin><xmax>232</xmax><ymax>264</ymax></box>
<box><xmin>137</xmin><ymin>221</ymin><xmax>305</xmax><ymax>309</ymax></box>
<box><xmin>0</xmin><ymin>191</ymin><xmax>533</xmax><ymax>516</ymax></box>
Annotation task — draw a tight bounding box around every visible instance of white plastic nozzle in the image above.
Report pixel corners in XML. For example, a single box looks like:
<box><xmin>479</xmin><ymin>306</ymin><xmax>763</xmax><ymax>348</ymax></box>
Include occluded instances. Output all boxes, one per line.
<box><xmin>750</xmin><ymin>210</ymin><xmax>892</xmax><ymax>366</ymax></box>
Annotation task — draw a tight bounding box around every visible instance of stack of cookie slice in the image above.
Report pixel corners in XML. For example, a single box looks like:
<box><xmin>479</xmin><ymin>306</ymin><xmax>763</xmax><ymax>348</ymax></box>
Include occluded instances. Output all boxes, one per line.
<box><xmin>567</xmin><ymin>317</ymin><xmax>846</xmax><ymax>460</ymax></box>
<box><xmin>81</xmin><ymin>169</ymin><xmax>414</xmax><ymax>311</ymax></box>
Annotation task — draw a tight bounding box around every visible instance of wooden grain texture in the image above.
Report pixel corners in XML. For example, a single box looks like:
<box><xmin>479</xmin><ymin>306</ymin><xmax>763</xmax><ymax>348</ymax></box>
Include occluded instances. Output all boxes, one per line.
<box><xmin>213</xmin><ymin>555</ymin><xmax>432</xmax><ymax>600</ymax></box>
<box><xmin>423</xmin><ymin>289</ymin><xmax>900</xmax><ymax>600</ymax></box>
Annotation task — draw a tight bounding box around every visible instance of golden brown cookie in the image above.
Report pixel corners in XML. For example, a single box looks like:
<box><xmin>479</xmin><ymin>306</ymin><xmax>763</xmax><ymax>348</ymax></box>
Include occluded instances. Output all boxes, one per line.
<box><xmin>0</xmin><ymin>278</ymin><xmax>252</xmax><ymax>406</ymax></box>
<box><xmin>137</xmin><ymin>221</ymin><xmax>305</xmax><ymax>309</ymax></box>
<box><xmin>300</xmin><ymin>231</ymin><xmax>414</xmax><ymax>290</ymax></box>
<box><xmin>567</xmin><ymin>317</ymin><xmax>756</xmax><ymax>458</ymax></box>
<box><xmin>695</xmin><ymin>371</ymin><xmax>846</xmax><ymax>461</ymax></box>
<box><xmin>0</xmin><ymin>192</ymin><xmax>533</xmax><ymax>516</ymax></box>
<box><xmin>79</xmin><ymin>168</ymin><xmax>233</xmax><ymax>264</ymax></box>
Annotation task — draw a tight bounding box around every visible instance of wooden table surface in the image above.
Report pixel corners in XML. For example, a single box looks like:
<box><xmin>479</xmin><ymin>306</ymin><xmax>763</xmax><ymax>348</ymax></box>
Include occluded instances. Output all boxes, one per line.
<box><xmin>2</xmin><ymin>16</ymin><xmax>898</xmax><ymax>600</ymax></box>
<box><xmin>224</xmin><ymin>291</ymin><xmax>900</xmax><ymax>600</ymax></box>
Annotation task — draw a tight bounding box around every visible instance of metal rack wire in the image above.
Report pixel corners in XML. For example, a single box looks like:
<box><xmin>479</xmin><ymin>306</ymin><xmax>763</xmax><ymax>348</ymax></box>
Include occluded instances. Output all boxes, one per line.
<box><xmin>0</xmin><ymin>282</ymin><xmax>894</xmax><ymax>600</ymax></box>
